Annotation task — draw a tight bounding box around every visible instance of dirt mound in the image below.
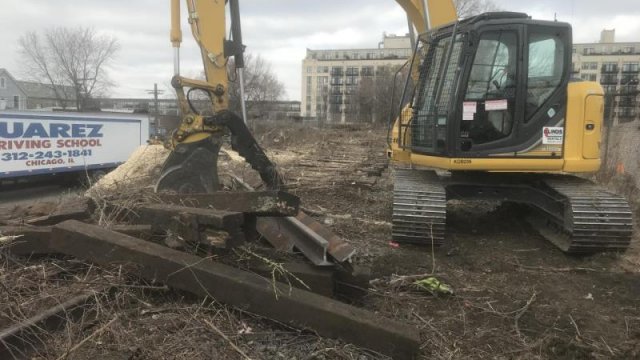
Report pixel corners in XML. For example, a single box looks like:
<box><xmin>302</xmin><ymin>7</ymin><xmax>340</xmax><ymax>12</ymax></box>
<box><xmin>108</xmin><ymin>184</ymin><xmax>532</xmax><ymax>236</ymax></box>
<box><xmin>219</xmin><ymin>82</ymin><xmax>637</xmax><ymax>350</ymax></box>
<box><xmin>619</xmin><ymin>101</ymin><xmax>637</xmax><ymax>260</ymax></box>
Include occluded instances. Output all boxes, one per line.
<box><xmin>87</xmin><ymin>145</ymin><xmax>170</xmax><ymax>196</ymax></box>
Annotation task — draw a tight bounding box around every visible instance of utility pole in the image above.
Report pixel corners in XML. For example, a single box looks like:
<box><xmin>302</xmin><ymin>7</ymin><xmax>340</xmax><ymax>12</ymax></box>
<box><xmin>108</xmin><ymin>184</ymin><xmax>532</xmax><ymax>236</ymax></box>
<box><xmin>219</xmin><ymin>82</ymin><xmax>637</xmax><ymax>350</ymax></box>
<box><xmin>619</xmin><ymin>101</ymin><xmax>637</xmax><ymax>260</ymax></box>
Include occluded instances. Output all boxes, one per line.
<box><xmin>146</xmin><ymin>83</ymin><xmax>165</xmax><ymax>135</ymax></box>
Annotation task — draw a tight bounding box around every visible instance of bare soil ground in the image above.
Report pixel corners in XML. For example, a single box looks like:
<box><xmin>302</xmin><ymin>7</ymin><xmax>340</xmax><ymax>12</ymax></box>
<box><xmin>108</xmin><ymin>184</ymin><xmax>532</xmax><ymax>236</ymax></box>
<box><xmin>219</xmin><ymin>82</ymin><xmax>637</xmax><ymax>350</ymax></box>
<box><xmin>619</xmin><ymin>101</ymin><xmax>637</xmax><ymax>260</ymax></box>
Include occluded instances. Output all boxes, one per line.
<box><xmin>1</xmin><ymin>123</ymin><xmax>639</xmax><ymax>359</ymax></box>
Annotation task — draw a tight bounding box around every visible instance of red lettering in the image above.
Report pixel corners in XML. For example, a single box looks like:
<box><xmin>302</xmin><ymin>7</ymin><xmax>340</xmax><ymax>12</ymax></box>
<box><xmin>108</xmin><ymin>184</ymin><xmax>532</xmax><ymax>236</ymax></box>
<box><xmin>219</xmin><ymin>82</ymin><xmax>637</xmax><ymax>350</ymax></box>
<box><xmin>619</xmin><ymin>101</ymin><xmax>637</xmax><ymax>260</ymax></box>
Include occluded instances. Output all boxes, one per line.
<box><xmin>26</xmin><ymin>159</ymin><xmax>65</xmax><ymax>166</ymax></box>
<box><xmin>0</xmin><ymin>140</ymin><xmax>53</xmax><ymax>149</ymax></box>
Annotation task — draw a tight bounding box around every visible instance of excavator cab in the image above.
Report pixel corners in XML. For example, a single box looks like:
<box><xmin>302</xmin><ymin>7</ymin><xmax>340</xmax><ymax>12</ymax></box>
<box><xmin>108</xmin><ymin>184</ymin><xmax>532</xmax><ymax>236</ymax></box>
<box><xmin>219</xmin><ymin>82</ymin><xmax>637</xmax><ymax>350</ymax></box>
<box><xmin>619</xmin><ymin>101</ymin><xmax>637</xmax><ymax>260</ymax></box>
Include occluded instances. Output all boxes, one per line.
<box><xmin>399</xmin><ymin>12</ymin><xmax>573</xmax><ymax>166</ymax></box>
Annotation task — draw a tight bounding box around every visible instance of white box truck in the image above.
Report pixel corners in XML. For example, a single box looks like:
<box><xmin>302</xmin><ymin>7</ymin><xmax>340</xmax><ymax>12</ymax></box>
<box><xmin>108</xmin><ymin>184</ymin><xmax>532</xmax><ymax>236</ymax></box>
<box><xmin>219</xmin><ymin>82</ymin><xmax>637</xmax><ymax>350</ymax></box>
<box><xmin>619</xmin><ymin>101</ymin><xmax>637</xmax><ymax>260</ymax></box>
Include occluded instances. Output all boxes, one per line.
<box><xmin>0</xmin><ymin>111</ymin><xmax>150</xmax><ymax>183</ymax></box>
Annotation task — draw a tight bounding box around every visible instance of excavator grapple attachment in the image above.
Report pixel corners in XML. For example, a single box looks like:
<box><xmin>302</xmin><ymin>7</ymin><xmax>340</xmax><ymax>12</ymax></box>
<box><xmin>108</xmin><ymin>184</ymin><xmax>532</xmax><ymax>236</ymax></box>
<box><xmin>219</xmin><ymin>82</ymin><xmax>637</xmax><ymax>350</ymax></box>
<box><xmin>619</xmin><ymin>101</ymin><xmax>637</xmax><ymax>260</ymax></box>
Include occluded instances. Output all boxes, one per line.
<box><xmin>156</xmin><ymin>138</ymin><xmax>222</xmax><ymax>194</ymax></box>
<box><xmin>156</xmin><ymin>111</ymin><xmax>283</xmax><ymax>194</ymax></box>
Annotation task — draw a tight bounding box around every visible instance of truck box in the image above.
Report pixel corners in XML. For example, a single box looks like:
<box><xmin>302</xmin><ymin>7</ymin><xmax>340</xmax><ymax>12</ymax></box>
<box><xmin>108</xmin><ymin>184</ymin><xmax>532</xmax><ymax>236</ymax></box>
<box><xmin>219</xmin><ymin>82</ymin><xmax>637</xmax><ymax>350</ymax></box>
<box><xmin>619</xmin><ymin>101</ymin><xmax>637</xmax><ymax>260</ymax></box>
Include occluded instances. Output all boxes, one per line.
<box><xmin>0</xmin><ymin>111</ymin><xmax>150</xmax><ymax>181</ymax></box>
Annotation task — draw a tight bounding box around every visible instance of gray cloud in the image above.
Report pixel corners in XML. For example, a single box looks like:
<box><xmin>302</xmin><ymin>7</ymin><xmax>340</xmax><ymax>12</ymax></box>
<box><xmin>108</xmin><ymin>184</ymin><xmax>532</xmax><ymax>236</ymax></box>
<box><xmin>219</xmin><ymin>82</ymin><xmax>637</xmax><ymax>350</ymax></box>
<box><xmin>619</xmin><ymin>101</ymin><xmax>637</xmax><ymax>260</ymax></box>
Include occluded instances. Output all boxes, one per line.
<box><xmin>0</xmin><ymin>0</ymin><xmax>638</xmax><ymax>101</ymax></box>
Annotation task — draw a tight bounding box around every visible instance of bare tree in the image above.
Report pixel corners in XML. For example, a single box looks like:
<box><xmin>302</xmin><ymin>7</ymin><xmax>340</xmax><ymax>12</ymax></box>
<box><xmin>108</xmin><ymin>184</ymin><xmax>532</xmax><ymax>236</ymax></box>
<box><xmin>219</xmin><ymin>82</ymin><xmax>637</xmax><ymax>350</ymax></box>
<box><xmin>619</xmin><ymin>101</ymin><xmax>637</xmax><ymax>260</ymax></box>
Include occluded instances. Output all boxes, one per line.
<box><xmin>19</xmin><ymin>27</ymin><xmax>119</xmax><ymax>111</ymax></box>
<box><xmin>350</xmin><ymin>65</ymin><xmax>406</xmax><ymax>124</ymax></box>
<box><xmin>227</xmin><ymin>53</ymin><xmax>285</xmax><ymax>119</ymax></box>
<box><xmin>454</xmin><ymin>0</ymin><xmax>500</xmax><ymax>18</ymax></box>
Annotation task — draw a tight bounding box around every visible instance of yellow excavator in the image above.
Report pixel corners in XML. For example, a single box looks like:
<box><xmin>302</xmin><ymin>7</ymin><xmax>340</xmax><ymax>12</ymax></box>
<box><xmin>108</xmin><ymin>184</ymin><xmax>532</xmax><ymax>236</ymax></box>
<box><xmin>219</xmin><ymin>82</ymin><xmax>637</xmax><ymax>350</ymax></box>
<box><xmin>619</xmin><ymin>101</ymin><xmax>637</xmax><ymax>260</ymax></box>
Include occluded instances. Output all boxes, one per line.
<box><xmin>157</xmin><ymin>0</ymin><xmax>633</xmax><ymax>254</ymax></box>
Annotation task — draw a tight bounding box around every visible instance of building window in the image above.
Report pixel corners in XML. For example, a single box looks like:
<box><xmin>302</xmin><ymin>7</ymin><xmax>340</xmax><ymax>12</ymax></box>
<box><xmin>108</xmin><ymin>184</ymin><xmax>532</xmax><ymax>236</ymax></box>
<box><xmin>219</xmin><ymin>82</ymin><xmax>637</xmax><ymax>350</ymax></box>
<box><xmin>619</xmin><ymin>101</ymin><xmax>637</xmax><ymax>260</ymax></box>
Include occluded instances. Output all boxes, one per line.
<box><xmin>623</xmin><ymin>47</ymin><xmax>634</xmax><ymax>54</ymax></box>
<box><xmin>583</xmin><ymin>47</ymin><xmax>595</xmax><ymax>55</ymax></box>
<box><xmin>306</xmin><ymin>66</ymin><xmax>312</xmax><ymax>73</ymax></box>
<box><xmin>330</xmin><ymin>77</ymin><xmax>344</xmax><ymax>85</ymax></box>
<box><xmin>13</xmin><ymin>95</ymin><xmax>20</xmax><ymax>109</ymax></box>
<box><xmin>361</xmin><ymin>66</ymin><xmax>374</xmax><ymax>76</ymax></box>
<box><xmin>602</xmin><ymin>62</ymin><xmax>618</xmax><ymax>73</ymax></box>
<box><xmin>600</xmin><ymin>74</ymin><xmax>618</xmax><ymax>84</ymax></box>
<box><xmin>331</xmin><ymin>67</ymin><xmax>344</xmax><ymax>76</ymax></box>
<box><xmin>0</xmin><ymin>77</ymin><xmax>5</xmax><ymax>89</ymax></box>
<box><xmin>622</xmin><ymin>62</ymin><xmax>639</xmax><ymax>72</ymax></box>
<box><xmin>581</xmin><ymin>62</ymin><xmax>598</xmax><ymax>70</ymax></box>
<box><xmin>316</xmin><ymin>76</ymin><xmax>328</xmax><ymax>91</ymax></box>
<box><xmin>346</xmin><ymin>76</ymin><xmax>359</xmax><ymax>85</ymax></box>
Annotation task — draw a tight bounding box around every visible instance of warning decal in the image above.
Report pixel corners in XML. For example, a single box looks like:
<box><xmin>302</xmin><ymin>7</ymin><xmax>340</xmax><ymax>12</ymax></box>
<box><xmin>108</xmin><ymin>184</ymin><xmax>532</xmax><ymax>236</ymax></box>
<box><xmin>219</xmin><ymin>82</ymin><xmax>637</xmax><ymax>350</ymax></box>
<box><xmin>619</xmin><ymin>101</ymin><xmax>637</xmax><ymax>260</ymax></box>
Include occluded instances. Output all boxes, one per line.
<box><xmin>542</xmin><ymin>127</ymin><xmax>564</xmax><ymax>145</ymax></box>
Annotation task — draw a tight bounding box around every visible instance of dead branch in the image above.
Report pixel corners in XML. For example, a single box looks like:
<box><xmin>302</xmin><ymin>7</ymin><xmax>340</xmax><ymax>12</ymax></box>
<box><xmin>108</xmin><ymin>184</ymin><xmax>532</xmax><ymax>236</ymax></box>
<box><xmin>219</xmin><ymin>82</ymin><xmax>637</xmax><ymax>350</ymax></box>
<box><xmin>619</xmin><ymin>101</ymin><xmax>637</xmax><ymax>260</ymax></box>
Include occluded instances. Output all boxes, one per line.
<box><xmin>510</xmin><ymin>263</ymin><xmax>599</xmax><ymax>273</ymax></box>
<box><xmin>56</xmin><ymin>315</ymin><xmax>119</xmax><ymax>360</ymax></box>
<box><xmin>514</xmin><ymin>292</ymin><xmax>538</xmax><ymax>342</ymax></box>
<box><xmin>203</xmin><ymin>318</ymin><xmax>253</xmax><ymax>360</ymax></box>
<box><xmin>569</xmin><ymin>314</ymin><xmax>582</xmax><ymax>338</ymax></box>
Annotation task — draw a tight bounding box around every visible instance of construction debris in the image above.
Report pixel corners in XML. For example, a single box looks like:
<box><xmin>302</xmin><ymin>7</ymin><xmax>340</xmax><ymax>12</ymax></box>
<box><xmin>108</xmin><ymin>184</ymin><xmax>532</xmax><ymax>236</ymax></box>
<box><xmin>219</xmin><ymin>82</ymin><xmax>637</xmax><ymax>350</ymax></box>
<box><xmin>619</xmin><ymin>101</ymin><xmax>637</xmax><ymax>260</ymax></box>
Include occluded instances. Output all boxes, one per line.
<box><xmin>47</xmin><ymin>220</ymin><xmax>419</xmax><ymax>359</ymax></box>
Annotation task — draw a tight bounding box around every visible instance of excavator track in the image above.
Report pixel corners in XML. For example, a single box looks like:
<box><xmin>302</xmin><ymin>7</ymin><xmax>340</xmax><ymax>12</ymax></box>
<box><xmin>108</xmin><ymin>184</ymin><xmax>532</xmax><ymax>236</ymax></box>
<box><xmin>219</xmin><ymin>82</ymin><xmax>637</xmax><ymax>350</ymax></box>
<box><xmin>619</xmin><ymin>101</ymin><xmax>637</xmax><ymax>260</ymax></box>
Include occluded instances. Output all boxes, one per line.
<box><xmin>532</xmin><ymin>177</ymin><xmax>634</xmax><ymax>253</ymax></box>
<box><xmin>390</xmin><ymin>169</ymin><xmax>633</xmax><ymax>253</ymax></box>
<box><xmin>392</xmin><ymin>169</ymin><xmax>447</xmax><ymax>246</ymax></box>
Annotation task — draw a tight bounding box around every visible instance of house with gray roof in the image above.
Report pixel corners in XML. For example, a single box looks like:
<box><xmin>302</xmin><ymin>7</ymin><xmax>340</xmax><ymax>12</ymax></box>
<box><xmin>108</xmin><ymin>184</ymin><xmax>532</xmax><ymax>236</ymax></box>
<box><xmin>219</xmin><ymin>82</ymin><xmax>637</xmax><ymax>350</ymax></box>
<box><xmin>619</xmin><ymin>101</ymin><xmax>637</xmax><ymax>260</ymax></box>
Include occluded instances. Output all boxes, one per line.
<box><xmin>0</xmin><ymin>68</ymin><xmax>75</xmax><ymax>111</ymax></box>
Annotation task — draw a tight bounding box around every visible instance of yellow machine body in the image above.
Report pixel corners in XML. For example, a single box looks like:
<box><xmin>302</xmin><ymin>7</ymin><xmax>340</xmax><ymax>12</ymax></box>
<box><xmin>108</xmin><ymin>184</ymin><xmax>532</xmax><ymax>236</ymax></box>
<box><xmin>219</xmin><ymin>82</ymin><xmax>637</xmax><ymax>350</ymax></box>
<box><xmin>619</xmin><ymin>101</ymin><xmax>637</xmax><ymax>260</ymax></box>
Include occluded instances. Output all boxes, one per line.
<box><xmin>391</xmin><ymin>82</ymin><xmax>604</xmax><ymax>173</ymax></box>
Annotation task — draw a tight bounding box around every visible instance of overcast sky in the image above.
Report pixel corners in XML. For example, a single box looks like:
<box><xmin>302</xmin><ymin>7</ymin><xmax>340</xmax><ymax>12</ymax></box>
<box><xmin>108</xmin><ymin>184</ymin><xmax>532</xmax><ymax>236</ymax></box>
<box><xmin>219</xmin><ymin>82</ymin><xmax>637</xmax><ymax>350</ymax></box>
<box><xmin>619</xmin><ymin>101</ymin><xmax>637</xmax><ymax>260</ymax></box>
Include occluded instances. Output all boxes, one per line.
<box><xmin>1</xmin><ymin>0</ymin><xmax>639</xmax><ymax>101</ymax></box>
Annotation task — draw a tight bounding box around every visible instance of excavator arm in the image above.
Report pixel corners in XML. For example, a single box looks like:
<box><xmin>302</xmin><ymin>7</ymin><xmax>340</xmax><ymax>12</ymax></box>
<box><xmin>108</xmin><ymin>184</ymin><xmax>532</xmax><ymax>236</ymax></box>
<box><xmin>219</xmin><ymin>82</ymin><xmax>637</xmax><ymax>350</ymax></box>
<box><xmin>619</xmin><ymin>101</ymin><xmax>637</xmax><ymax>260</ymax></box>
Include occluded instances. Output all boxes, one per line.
<box><xmin>156</xmin><ymin>0</ymin><xmax>457</xmax><ymax>194</ymax></box>
<box><xmin>157</xmin><ymin>0</ymin><xmax>282</xmax><ymax>193</ymax></box>
<box><xmin>397</xmin><ymin>0</ymin><xmax>457</xmax><ymax>31</ymax></box>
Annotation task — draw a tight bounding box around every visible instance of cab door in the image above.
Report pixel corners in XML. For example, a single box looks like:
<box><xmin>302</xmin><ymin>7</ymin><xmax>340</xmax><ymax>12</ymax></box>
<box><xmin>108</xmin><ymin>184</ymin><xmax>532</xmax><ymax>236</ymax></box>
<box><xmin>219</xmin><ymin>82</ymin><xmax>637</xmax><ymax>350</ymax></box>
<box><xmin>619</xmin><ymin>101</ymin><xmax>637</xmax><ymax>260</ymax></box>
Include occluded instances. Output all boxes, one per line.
<box><xmin>455</xmin><ymin>25</ymin><xmax>525</xmax><ymax>155</ymax></box>
<box><xmin>453</xmin><ymin>22</ymin><xmax>571</xmax><ymax>158</ymax></box>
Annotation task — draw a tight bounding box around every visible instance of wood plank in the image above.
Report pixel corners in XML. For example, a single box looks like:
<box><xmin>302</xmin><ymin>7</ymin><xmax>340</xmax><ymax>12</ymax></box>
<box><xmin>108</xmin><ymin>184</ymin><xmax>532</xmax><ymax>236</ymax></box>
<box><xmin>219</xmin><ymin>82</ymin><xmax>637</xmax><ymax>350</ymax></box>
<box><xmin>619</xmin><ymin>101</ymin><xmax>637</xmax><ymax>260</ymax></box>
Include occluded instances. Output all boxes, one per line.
<box><xmin>133</xmin><ymin>204</ymin><xmax>244</xmax><ymax>231</ymax></box>
<box><xmin>0</xmin><ymin>225</ymin><xmax>52</xmax><ymax>256</ymax></box>
<box><xmin>51</xmin><ymin>220</ymin><xmax>419</xmax><ymax>360</ymax></box>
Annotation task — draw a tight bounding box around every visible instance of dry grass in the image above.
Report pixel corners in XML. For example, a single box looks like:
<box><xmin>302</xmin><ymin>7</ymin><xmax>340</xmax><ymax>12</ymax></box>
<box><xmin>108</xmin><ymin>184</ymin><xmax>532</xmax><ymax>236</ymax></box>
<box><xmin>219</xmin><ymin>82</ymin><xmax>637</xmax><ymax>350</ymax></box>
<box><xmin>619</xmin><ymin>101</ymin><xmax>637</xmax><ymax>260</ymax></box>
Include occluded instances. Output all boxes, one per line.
<box><xmin>1</xmin><ymin>242</ymin><xmax>390</xmax><ymax>359</ymax></box>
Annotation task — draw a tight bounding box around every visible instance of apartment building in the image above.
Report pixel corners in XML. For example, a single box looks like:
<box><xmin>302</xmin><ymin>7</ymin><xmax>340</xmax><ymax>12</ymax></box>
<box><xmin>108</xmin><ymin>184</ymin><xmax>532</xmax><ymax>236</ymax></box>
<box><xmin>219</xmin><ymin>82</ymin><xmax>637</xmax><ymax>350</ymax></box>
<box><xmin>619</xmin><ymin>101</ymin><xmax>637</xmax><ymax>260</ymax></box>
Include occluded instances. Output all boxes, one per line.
<box><xmin>572</xmin><ymin>29</ymin><xmax>640</xmax><ymax>124</ymax></box>
<box><xmin>301</xmin><ymin>34</ymin><xmax>411</xmax><ymax>123</ymax></box>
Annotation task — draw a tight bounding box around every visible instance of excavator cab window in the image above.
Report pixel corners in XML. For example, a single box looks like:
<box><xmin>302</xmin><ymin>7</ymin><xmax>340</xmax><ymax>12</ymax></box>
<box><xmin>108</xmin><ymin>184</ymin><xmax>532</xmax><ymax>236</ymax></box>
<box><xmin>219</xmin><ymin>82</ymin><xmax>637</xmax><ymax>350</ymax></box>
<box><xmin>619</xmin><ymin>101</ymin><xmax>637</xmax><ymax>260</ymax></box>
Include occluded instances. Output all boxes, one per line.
<box><xmin>525</xmin><ymin>31</ymin><xmax>565</xmax><ymax>122</ymax></box>
<box><xmin>411</xmin><ymin>32</ymin><xmax>465</xmax><ymax>154</ymax></box>
<box><xmin>408</xmin><ymin>15</ymin><xmax>571</xmax><ymax>158</ymax></box>
<box><xmin>461</xmin><ymin>31</ymin><xmax>518</xmax><ymax>146</ymax></box>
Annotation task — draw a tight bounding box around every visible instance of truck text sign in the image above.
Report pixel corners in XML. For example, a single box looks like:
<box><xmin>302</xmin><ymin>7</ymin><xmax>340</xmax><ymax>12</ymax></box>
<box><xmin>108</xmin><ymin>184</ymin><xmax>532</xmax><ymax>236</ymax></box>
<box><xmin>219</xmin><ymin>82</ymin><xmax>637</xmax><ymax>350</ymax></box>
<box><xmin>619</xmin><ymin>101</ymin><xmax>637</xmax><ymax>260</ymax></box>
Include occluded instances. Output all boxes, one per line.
<box><xmin>0</xmin><ymin>114</ymin><xmax>147</xmax><ymax>178</ymax></box>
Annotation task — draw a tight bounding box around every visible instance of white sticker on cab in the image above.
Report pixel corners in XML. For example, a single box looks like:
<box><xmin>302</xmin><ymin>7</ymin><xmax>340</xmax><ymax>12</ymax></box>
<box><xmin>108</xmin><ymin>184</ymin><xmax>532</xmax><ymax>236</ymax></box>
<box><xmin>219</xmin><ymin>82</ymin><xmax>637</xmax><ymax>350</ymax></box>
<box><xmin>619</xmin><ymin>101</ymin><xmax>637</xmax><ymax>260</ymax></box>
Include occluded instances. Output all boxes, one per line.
<box><xmin>542</xmin><ymin>126</ymin><xmax>564</xmax><ymax>145</ymax></box>
<box><xmin>485</xmin><ymin>99</ymin><xmax>508</xmax><ymax>111</ymax></box>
